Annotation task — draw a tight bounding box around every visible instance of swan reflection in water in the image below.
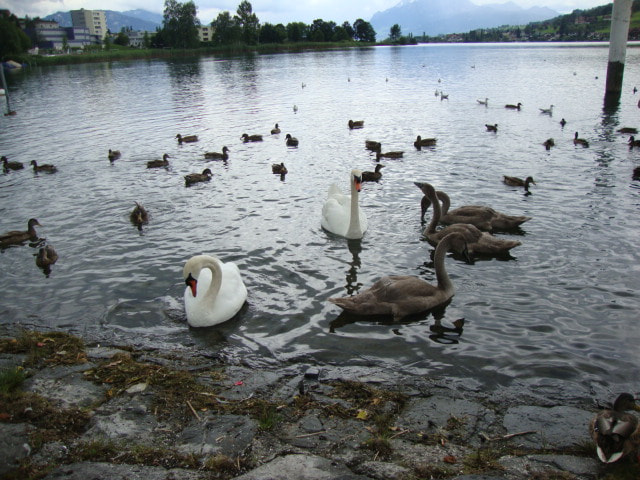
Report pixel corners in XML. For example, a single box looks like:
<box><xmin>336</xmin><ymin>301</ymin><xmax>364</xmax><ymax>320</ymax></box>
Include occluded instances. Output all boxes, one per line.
<box><xmin>344</xmin><ymin>239</ymin><xmax>363</xmax><ymax>295</ymax></box>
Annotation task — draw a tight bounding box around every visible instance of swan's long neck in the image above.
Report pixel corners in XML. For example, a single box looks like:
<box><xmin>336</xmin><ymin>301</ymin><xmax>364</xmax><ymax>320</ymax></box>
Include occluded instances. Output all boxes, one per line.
<box><xmin>425</xmin><ymin>184</ymin><xmax>441</xmax><ymax>234</ymax></box>
<box><xmin>346</xmin><ymin>175</ymin><xmax>362</xmax><ymax>238</ymax></box>
<box><xmin>437</xmin><ymin>191</ymin><xmax>451</xmax><ymax>216</ymax></box>
<box><xmin>196</xmin><ymin>257</ymin><xmax>223</xmax><ymax>307</ymax></box>
<box><xmin>433</xmin><ymin>234</ymin><xmax>455</xmax><ymax>293</ymax></box>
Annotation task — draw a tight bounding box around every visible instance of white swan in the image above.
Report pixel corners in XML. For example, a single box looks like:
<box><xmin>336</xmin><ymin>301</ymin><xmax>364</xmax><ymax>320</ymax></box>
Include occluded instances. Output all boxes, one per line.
<box><xmin>183</xmin><ymin>255</ymin><xmax>247</xmax><ymax>328</ymax></box>
<box><xmin>321</xmin><ymin>169</ymin><xmax>368</xmax><ymax>239</ymax></box>
<box><xmin>328</xmin><ymin>231</ymin><xmax>469</xmax><ymax>321</ymax></box>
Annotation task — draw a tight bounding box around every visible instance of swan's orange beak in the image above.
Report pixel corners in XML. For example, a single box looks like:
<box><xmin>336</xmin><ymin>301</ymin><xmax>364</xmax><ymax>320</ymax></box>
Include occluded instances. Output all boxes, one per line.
<box><xmin>185</xmin><ymin>273</ymin><xmax>197</xmax><ymax>297</ymax></box>
<box><xmin>354</xmin><ymin>175</ymin><xmax>362</xmax><ymax>192</ymax></box>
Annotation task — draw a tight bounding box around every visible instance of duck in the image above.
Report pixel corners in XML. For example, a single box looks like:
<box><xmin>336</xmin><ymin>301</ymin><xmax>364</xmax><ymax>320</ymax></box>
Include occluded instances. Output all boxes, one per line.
<box><xmin>440</xmin><ymin>92</ymin><xmax>449</xmax><ymax>100</ymax></box>
<box><xmin>108</xmin><ymin>149</ymin><xmax>121</xmax><ymax>162</ymax></box>
<box><xmin>617</xmin><ymin>127</ymin><xmax>638</xmax><ymax>134</ymax></box>
<box><xmin>176</xmin><ymin>134</ymin><xmax>198</xmax><ymax>144</ymax></box>
<box><xmin>365</xmin><ymin>140</ymin><xmax>382</xmax><ymax>152</ymax></box>
<box><xmin>503</xmin><ymin>175</ymin><xmax>535</xmax><ymax>188</ymax></box>
<box><xmin>505</xmin><ymin>102</ymin><xmax>522</xmax><ymax>110</ymax></box>
<box><xmin>146</xmin><ymin>154</ymin><xmax>170</xmax><ymax>169</ymax></box>
<box><xmin>362</xmin><ymin>164</ymin><xmax>384</xmax><ymax>182</ymax></box>
<box><xmin>241</xmin><ymin>133</ymin><xmax>263</xmax><ymax>142</ymax></box>
<box><xmin>321</xmin><ymin>169</ymin><xmax>368</xmax><ymax>240</ymax></box>
<box><xmin>35</xmin><ymin>245</ymin><xmax>58</xmax><ymax>270</ymax></box>
<box><xmin>560</xmin><ymin>118</ymin><xmax>567</xmax><ymax>127</ymax></box>
<box><xmin>421</xmin><ymin>182</ymin><xmax>521</xmax><ymax>257</ymax></box>
<box><xmin>348</xmin><ymin>119</ymin><xmax>364</xmax><ymax>129</ymax></box>
<box><xmin>184</xmin><ymin>168</ymin><xmax>212</xmax><ymax>187</ymax></box>
<box><xmin>485</xmin><ymin>124</ymin><xmax>498</xmax><ymax>132</ymax></box>
<box><xmin>130</xmin><ymin>202</ymin><xmax>149</xmax><ymax>230</ymax></box>
<box><xmin>183</xmin><ymin>254</ymin><xmax>248</xmax><ymax>328</ymax></box>
<box><xmin>414</xmin><ymin>136</ymin><xmax>437</xmax><ymax>149</ymax></box>
<box><xmin>30</xmin><ymin>160</ymin><xmax>57</xmax><ymax>173</ymax></box>
<box><xmin>0</xmin><ymin>218</ymin><xmax>41</xmax><ymax>247</ymax></box>
<box><xmin>270</xmin><ymin>123</ymin><xmax>281</xmax><ymax>134</ymax></box>
<box><xmin>589</xmin><ymin>392</ymin><xmax>640</xmax><ymax>464</ymax></box>
<box><xmin>415</xmin><ymin>183</ymin><xmax>531</xmax><ymax>232</ymax></box>
<box><xmin>376</xmin><ymin>150</ymin><xmax>404</xmax><ymax>160</ymax></box>
<box><xmin>2</xmin><ymin>156</ymin><xmax>23</xmax><ymax>172</ymax></box>
<box><xmin>271</xmin><ymin>162</ymin><xmax>288</xmax><ymax>175</ymax></box>
<box><xmin>477</xmin><ymin>98</ymin><xmax>488</xmax><ymax>106</ymax></box>
<box><xmin>633</xmin><ymin>166</ymin><xmax>640</xmax><ymax>180</ymax></box>
<box><xmin>543</xmin><ymin>138</ymin><xmax>555</xmax><ymax>150</ymax></box>
<box><xmin>328</xmin><ymin>231</ymin><xmax>470</xmax><ymax>321</ymax></box>
<box><xmin>539</xmin><ymin>104</ymin><xmax>554</xmax><ymax>115</ymax></box>
<box><xmin>204</xmin><ymin>146</ymin><xmax>229</xmax><ymax>160</ymax></box>
<box><xmin>573</xmin><ymin>132</ymin><xmax>589</xmax><ymax>147</ymax></box>
<box><xmin>628</xmin><ymin>136</ymin><xmax>640</xmax><ymax>148</ymax></box>
<box><xmin>285</xmin><ymin>134</ymin><xmax>299</xmax><ymax>147</ymax></box>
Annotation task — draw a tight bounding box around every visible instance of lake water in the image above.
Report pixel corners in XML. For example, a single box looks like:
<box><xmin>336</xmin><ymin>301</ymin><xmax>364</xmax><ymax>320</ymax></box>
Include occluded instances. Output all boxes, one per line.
<box><xmin>1</xmin><ymin>43</ymin><xmax>639</xmax><ymax>401</ymax></box>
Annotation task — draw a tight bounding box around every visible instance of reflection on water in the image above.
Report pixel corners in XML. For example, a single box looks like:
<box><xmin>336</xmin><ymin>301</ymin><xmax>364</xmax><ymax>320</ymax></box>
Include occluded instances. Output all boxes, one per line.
<box><xmin>1</xmin><ymin>44</ymin><xmax>640</xmax><ymax>401</ymax></box>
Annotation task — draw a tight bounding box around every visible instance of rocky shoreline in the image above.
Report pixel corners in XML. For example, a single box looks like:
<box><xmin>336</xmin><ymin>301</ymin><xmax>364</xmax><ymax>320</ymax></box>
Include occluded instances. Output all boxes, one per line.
<box><xmin>0</xmin><ymin>325</ymin><xmax>635</xmax><ymax>480</ymax></box>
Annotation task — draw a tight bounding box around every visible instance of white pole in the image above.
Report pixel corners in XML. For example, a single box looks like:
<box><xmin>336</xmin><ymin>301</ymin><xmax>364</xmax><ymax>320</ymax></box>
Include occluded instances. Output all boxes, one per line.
<box><xmin>605</xmin><ymin>0</ymin><xmax>632</xmax><ymax>98</ymax></box>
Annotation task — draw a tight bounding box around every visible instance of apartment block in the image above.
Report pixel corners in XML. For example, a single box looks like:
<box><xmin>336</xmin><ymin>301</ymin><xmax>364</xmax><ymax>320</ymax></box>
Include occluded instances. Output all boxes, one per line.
<box><xmin>70</xmin><ymin>9</ymin><xmax>107</xmax><ymax>40</ymax></box>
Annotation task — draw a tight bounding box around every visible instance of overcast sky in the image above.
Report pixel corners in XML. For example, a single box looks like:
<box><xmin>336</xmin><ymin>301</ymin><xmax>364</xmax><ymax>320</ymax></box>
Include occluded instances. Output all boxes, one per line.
<box><xmin>2</xmin><ymin>0</ymin><xmax>612</xmax><ymax>25</ymax></box>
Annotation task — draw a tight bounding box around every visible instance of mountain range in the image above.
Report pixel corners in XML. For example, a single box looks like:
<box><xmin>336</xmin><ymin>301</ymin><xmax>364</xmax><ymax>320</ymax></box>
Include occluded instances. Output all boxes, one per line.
<box><xmin>43</xmin><ymin>10</ymin><xmax>162</xmax><ymax>32</ymax></box>
<box><xmin>370</xmin><ymin>0</ymin><xmax>560</xmax><ymax>37</ymax></box>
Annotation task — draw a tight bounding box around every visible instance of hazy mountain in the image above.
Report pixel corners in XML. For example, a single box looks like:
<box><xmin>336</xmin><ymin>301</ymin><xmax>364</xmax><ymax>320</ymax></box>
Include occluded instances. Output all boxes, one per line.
<box><xmin>43</xmin><ymin>10</ymin><xmax>162</xmax><ymax>32</ymax></box>
<box><xmin>370</xmin><ymin>0</ymin><xmax>559</xmax><ymax>37</ymax></box>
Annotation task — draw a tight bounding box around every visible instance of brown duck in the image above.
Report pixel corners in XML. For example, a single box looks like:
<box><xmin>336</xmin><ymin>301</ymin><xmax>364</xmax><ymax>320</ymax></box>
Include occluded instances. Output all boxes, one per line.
<box><xmin>2</xmin><ymin>156</ymin><xmax>23</xmax><ymax>172</ymax></box>
<box><xmin>176</xmin><ymin>134</ymin><xmax>198</xmax><ymax>144</ymax></box>
<box><xmin>30</xmin><ymin>160</ymin><xmax>57</xmax><ymax>173</ymax></box>
<box><xmin>185</xmin><ymin>168</ymin><xmax>212</xmax><ymax>186</ymax></box>
<box><xmin>130</xmin><ymin>202</ymin><xmax>149</xmax><ymax>230</ymax></box>
<box><xmin>0</xmin><ymin>218</ymin><xmax>41</xmax><ymax>247</ymax></box>
<box><xmin>147</xmin><ymin>154</ymin><xmax>170</xmax><ymax>169</ymax></box>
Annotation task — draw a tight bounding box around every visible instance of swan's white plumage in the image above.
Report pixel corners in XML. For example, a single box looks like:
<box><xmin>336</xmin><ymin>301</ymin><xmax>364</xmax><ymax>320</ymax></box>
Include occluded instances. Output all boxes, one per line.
<box><xmin>321</xmin><ymin>170</ymin><xmax>368</xmax><ymax>239</ymax></box>
<box><xmin>183</xmin><ymin>255</ymin><xmax>247</xmax><ymax>328</ymax></box>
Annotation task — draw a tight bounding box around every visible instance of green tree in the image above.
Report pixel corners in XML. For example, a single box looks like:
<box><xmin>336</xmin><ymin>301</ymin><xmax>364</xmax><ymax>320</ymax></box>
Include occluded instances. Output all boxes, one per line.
<box><xmin>286</xmin><ymin>22</ymin><xmax>307</xmax><ymax>42</ymax></box>
<box><xmin>114</xmin><ymin>27</ymin><xmax>130</xmax><ymax>46</ymax></box>
<box><xmin>259</xmin><ymin>22</ymin><xmax>286</xmax><ymax>43</ymax></box>
<box><xmin>143</xmin><ymin>31</ymin><xmax>151</xmax><ymax>48</ymax></box>
<box><xmin>389</xmin><ymin>24</ymin><xmax>401</xmax><ymax>41</ymax></box>
<box><xmin>61</xmin><ymin>32</ymin><xmax>68</xmax><ymax>52</ymax></box>
<box><xmin>342</xmin><ymin>21</ymin><xmax>354</xmax><ymax>40</ymax></box>
<box><xmin>332</xmin><ymin>25</ymin><xmax>350</xmax><ymax>41</ymax></box>
<box><xmin>160</xmin><ymin>0</ymin><xmax>200</xmax><ymax>48</ymax></box>
<box><xmin>353</xmin><ymin>19</ymin><xmax>376</xmax><ymax>42</ymax></box>
<box><xmin>103</xmin><ymin>34</ymin><xmax>112</xmax><ymax>50</ymax></box>
<box><xmin>211</xmin><ymin>11</ymin><xmax>241</xmax><ymax>44</ymax></box>
<box><xmin>235</xmin><ymin>1</ymin><xmax>260</xmax><ymax>45</ymax></box>
<box><xmin>0</xmin><ymin>14</ymin><xmax>31</xmax><ymax>57</ymax></box>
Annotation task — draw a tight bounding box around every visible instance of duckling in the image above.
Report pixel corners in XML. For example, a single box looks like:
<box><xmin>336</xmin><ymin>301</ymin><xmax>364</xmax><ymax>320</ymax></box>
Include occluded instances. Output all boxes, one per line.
<box><xmin>628</xmin><ymin>136</ymin><xmax>640</xmax><ymax>148</ymax></box>
<box><xmin>560</xmin><ymin>118</ymin><xmax>567</xmax><ymax>127</ymax></box>
<box><xmin>414</xmin><ymin>136</ymin><xmax>437</xmax><ymax>149</ymax></box>
<box><xmin>362</xmin><ymin>164</ymin><xmax>384</xmax><ymax>182</ymax></box>
<box><xmin>477</xmin><ymin>98</ymin><xmax>488</xmax><ymax>106</ymax></box>
<box><xmin>539</xmin><ymin>104</ymin><xmax>554</xmax><ymax>115</ymax></box>
<box><xmin>503</xmin><ymin>175</ymin><xmax>536</xmax><ymax>193</ymax></box>
<box><xmin>0</xmin><ymin>218</ymin><xmax>41</xmax><ymax>247</ymax></box>
<box><xmin>589</xmin><ymin>392</ymin><xmax>640</xmax><ymax>463</ymax></box>
<box><xmin>185</xmin><ymin>168</ymin><xmax>212</xmax><ymax>187</ymax></box>
<box><xmin>35</xmin><ymin>245</ymin><xmax>58</xmax><ymax>270</ymax></box>
<box><xmin>2</xmin><ymin>156</ymin><xmax>23</xmax><ymax>172</ymax></box>
<box><xmin>108</xmin><ymin>149</ymin><xmax>121</xmax><ymax>162</ymax></box>
<box><xmin>30</xmin><ymin>160</ymin><xmax>57</xmax><ymax>173</ymax></box>
<box><xmin>348</xmin><ymin>119</ymin><xmax>364</xmax><ymax>129</ymax></box>
<box><xmin>485</xmin><ymin>124</ymin><xmax>498</xmax><ymax>132</ymax></box>
<box><xmin>573</xmin><ymin>132</ymin><xmax>589</xmax><ymax>148</ymax></box>
<box><xmin>376</xmin><ymin>150</ymin><xmax>404</xmax><ymax>160</ymax></box>
<box><xmin>129</xmin><ymin>202</ymin><xmax>149</xmax><ymax>230</ymax></box>
<box><xmin>543</xmin><ymin>138</ymin><xmax>555</xmax><ymax>150</ymax></box>
<box><xmin>242</xmin><ymin>133</ymin><xmax>263</xmax><ymax>142</ymax></box>
<box><xmin>285</xmin><ymin>134</ymin><xmax>299</xmax><ymax>147</ymax></box>
<box><xmin>147</xmin><ymin>153</ymin><xmax>170</xmax><ymax>169</ymax></box>
<box><xmin>617</xmin><ymin>127</ymin><xmax>638</xmax><ymax>134</ymax></box>
<box><xmin>272</xmin><ymin>162</ymin><xmax>288</xmax><ymax>174</ymax></box>
<box><xmin>204</xmin><ymin>146</ymin><xmax>229</xmax><ymax>160</ymax></box>
<box><xmin>176</xmin><ymin>134</ymin><xmax>198</xmax><ymax>144</ymax></box>
<box><xmin>505</xmin><ymin>102</ymin><xmax>522</xmax><ymax>110</ymax></box>
<box><xmin>270</xmin><ymin>123</ymin><xmax>281</xmax><ymax>134</ymax></box>
<box><xmin>365</xmin><ymin>140</ymin><xmax>381</xmax><ymax>152</ymax></box>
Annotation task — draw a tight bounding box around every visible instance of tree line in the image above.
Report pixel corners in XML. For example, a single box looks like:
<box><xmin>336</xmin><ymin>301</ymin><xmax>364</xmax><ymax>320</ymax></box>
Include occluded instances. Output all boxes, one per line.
<box><xmin>152</xmin><ymin>0</ymin><xmax>376</xmax><ymax>49</ymax></box>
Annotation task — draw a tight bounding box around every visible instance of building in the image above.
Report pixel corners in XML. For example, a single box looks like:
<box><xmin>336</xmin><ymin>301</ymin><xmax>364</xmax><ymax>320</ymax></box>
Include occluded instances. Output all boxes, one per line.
<box><xmin>197</xmin><ymin>25</ymin><xmax>212</xmax><ymax>43</ymax></box>
<box><xmin>70</xmin><ymin>9</ymin><xmax>107</xmax><ymax>40</ymax></box>
<box><xmin>24</xmin><ymin>19</ymin><xmax>101</xmax><ymax>51</ymax></box>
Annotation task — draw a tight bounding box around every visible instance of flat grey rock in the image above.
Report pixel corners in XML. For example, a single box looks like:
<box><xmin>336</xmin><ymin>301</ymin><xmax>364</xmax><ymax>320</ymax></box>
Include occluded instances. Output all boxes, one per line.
<box><xmin>42</xmin><ymin>461</ymin><xmax>209</xmax><ymax>479</ymax></box>
<box><xmin>500</xmin><ymin>454</ymin><xmax>599</xmax><ymax>479</ymax></box>
<box><xmin>177</xmin><ymin>414</ymin><xmax>257</xmax><ymax>457</ymax></box>
<box><xmin>233</xmin><ymin>454</ymin><xmax>374</xmax><ymax>480</ymax></box>
<box><xmin>0</xmin><ymin>423</ymin><xmax>32</xmax><ymax>476</ymax></box>
<box><xmin>24</xmin><ymin>364</ymin><xmax>105</xmax><ymax>409</ymax></box>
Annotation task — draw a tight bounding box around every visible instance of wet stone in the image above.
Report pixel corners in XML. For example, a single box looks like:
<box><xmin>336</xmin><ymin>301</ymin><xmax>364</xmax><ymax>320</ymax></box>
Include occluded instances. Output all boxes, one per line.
<box><xmin>500</xmin><ymin>454</ymin><xmax>600</xmax><ymax>479</ymax></box>
<box><xmin>502</xmin><ymin>405</ymin><xmax>593</xmax><ymax>449</ymax></box>
<box><xmin>23</xmin><ymin>364</ymin><xmax>106</xmax><ymax>409</ymax></box>
<box><xmin>0</xmin><ymin>423</ymin><xmax>32</xmax><ymax>476</ymax></box>
<box><xmin>42</xmin><ymin>461</ymin><xmax>210</xmax><ymax>480</ymax></box>
<box><xmin>176</xmin><ymin>414</ymin><xmax>257</xmax><ymax>457</ymax></box>
<box><xmin>81</xmin><ymin>396</ymin><xmax>159</xmax><ymax>443</ymax></box>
